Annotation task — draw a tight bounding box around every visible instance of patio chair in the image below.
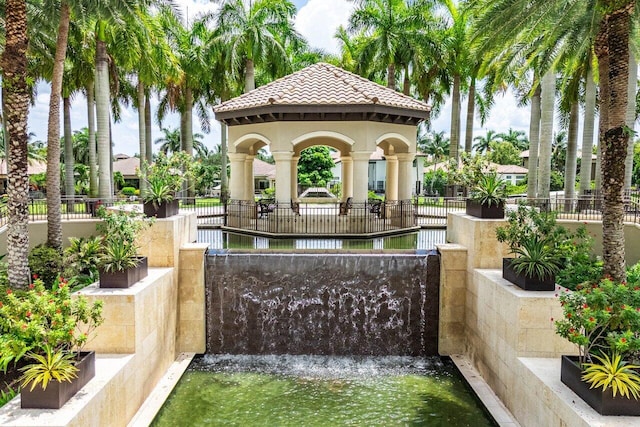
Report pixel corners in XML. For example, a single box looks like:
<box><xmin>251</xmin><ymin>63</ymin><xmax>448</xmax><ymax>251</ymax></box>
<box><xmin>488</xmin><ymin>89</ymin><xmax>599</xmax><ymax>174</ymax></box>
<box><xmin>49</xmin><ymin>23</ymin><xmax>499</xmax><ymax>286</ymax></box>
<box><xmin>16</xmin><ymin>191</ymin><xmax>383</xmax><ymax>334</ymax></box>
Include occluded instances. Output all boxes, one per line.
<box><xmin>258</xmin><ymin>199</ymin><xmax>276</xmax><ymax>218</ymax></box>
<box><xmin>339</xmin><ymin>197</ymin><xmax>353</xmax><ymax>215</ymax></box>
<box><xmin>291</xmin><ymin>199</ymin><xmax>300</xmax><ymax>215</ymax></box>
<box><xmin>369</xmin><ymin>200</ymin><xmax>382</xmax><ymax>218</ymax></box>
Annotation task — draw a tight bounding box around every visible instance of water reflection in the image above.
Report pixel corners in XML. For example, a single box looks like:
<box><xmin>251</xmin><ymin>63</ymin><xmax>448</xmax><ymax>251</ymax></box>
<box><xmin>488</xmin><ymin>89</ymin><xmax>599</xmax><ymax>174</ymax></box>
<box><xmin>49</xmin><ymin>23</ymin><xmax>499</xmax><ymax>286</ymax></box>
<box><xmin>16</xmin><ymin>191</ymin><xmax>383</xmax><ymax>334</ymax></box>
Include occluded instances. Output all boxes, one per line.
<box><xmin>198</xmin><ymin>229</ymin><xmax>445</xmax><ymax>250</ymax></box>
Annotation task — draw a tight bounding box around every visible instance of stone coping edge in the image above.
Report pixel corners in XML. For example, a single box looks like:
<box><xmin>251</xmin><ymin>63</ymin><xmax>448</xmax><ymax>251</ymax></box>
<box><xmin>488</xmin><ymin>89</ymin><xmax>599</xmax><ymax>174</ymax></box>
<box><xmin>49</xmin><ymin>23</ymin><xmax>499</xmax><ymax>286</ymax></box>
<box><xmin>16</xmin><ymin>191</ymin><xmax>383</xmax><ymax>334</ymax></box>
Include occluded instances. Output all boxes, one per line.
<box><xmin>127</xmin><ymin>352</ymin><xmax>196</xmax><ymax>427</ymax></box>
<box><xmin>450</xmin><ymin>354</ymin><xmax>520</xmax><ymax>427</ymax></box>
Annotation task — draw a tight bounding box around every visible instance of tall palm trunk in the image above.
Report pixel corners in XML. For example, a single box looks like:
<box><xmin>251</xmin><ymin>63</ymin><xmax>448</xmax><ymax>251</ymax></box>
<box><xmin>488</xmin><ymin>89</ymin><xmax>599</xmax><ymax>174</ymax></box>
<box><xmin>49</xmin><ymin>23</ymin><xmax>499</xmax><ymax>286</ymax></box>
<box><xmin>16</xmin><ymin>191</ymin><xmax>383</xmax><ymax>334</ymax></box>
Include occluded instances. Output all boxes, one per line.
<box><xmin>464</xmin><ymin>78</ymin><xmax>476</xmax><ymax>153</ymax></box>
<box><xmin>402</xmin><ymin>66</ymin><xmax>410</xmax><ymax>95</ymax></box>
<box><xmin>137</xmin><ymin>79</ymin><xmax>147</xmax><ymax>195</ymax></box>
<box><xmin>527</xmin><ymin>84</ymin><xmax>542</xmax><ymax>198</ymax></box>
<box><xmin>87</xmin><ymin>82</ymin><xmax>98</xmax><ymax>197</ymax></box>
<box><xmin>387</xmin><ymin>63</ymin><xmax>396</xmax><ymax>90</ymax></box>
<box><xmin>595</xmin><ymin>21</ymin><xmax>610</xmax><ymax>193</ymax></box>
<box><xmin>579</xmin><ymin>68</ymin><xmax>597</xmax><ymax>194</ymax></box>
<box><xmin>624</xmin><ymin>50</ymin><xmax>637</xmax><ymax>188</ymax></box>
<box><xmin>95</xmin><ymin>37</ymin><xmax>112</xmax><ymax>198</ymax></box>
<box><xmin>564</xmin><ymin>101</ymin><xmax>579</xmax><ymax>202</ymax></box>
<box><xmin>63</xmin><ymin>96</ymin><xmax>74</xmax><ymax>201</ymax></box>
<box><xmin>183</xmin><ymin>87</ymin><xmax>194</xmax><ymax>199</ymax></box>
<box><xmin>245</xmin><ymin>58</ymin><xmax>255</xmax><ymax>92</ymax></box>
<box><xmin>601</xmin><ymin>6</ymin><xmax>632</xmax><ymax>282</ymax></box>
<box><xmin>2</xmin><ymin>0</ymin><xmax>30</xmax><ymax>288</ymax></box>
<box><xmin>45</xmin><ymin>1</ymin><xmax>71</xmax><ymax>251</ymax></box>
<box><xmin>537</xmin><ymin>71</ymin><xmax>555</xmax><ymax>199</ymax></box>
<box><xmin>145</xmin><ymin>91</ymin><xmax>152</xmax><ymax>163</ymax></box>
<box><xmin>449</xmin><ymin>73</ymin><xmax>461</xmax><ymax>162</ymax></box>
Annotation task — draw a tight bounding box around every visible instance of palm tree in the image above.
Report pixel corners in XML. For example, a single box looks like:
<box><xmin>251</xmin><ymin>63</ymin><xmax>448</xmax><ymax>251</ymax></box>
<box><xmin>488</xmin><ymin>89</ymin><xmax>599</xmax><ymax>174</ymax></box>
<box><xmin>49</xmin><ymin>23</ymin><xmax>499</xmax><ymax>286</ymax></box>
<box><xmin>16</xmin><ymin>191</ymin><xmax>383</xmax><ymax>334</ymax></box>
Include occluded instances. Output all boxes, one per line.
<box><xmin>497</xmin><ymin>128</ymin><xmax>529</xmax><ymax>150</ymax></box>
<box><xmin>2</xmin><ymin>0</ymin><xmax>31</xmax><ymax>288</ymax></box>
<box><xmin>418</xmin><ymin>130</ymin><xmax>450</xmax><ymax>164</ymax></box>
<box><xmin>214</xmin><ymin>0</ymin><xmax>301</xmax><ymax>93</ymax></box>
<box><xmin>473</xmin><ymin>130</ymin><xmax>500</xmax><ymax>154</ymax></box>
<box><xmin>154</xmin><ymin>127</ymin><xmax>206</xmax><ymax>155</ymax></box>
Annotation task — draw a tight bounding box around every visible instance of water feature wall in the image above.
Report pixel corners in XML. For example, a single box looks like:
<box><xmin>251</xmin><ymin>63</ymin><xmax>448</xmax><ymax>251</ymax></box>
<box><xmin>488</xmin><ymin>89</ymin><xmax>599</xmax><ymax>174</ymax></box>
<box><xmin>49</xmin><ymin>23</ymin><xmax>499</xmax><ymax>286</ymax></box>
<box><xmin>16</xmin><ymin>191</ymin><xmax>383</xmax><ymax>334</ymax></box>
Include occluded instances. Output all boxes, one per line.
<box><xmin>205</xmin><ymin>252</ymin><xmax>440</xmax><ymax>356</ymax></box>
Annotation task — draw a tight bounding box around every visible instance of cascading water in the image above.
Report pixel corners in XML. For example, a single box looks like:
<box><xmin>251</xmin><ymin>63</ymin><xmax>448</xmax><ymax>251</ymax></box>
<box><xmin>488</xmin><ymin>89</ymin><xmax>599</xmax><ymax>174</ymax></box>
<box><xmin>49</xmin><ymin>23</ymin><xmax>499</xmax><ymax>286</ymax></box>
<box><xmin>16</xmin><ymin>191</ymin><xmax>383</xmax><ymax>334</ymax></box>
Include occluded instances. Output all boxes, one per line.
<box><xmin>205</xmin><ymin>251</ymin><xmax>440</xmax><ymax>356</ymax></box>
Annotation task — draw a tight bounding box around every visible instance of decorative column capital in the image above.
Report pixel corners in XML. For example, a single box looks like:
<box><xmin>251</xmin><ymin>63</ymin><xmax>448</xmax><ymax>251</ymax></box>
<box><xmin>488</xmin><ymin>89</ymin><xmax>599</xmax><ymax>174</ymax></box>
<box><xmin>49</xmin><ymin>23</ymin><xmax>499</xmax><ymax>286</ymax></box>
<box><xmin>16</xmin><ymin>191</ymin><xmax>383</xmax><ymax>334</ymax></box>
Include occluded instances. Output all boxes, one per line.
<box><xmin>272</xmin><ymin>151</ymin><xmax>294</xmax><ymax>162</ymax></box>
<box><xmin>395</xmin><ymin>153</ymin><xmax>415</xmax><ymax>163</ymax></box>
<box><xmin>350</xmin><ymin>151</ymin><xmax>372</xmax><ymax>162</ymax></box>
<box><xmin>228</xmin><ymin>152</ymin><xmax>247</xmax><ymax>162</ymax></box>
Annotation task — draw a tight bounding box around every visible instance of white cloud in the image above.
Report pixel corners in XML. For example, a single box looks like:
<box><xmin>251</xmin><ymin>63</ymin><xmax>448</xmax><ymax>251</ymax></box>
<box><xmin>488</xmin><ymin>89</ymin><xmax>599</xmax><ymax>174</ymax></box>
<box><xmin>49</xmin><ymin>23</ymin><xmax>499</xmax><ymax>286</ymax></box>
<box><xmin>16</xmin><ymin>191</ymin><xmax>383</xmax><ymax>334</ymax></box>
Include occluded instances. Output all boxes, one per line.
<box><xmin>295</xmin><ymin>0</ymin><xmax>352</xmax><ymax>55</ymax></box>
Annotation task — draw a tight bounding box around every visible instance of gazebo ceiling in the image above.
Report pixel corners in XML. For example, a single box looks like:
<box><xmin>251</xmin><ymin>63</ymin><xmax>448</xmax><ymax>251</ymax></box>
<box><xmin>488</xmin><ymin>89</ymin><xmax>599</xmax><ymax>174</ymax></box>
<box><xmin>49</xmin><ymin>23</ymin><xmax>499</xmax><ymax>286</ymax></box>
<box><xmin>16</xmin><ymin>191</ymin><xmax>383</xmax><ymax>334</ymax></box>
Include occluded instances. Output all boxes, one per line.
<box><xmin>214</xmin><ymin>63</ymin><xmax>430</xmax><ymax>126</ymax></box>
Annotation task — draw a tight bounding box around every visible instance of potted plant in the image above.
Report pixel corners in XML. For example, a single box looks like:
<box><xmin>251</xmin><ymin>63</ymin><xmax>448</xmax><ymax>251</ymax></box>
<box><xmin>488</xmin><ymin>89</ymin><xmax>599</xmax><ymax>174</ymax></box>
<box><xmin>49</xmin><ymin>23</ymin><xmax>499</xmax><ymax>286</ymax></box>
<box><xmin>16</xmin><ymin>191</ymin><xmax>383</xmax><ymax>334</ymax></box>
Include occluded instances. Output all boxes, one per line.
<box><xmin>96</xmin><ymin>207</ymin><xmax>152</xmax><ymax>288</ymax></box>
<box><xmin>555</xmin><ymin>278</ymin><xmax>640</xmax><ymax>415</ymax></box>
<box><xmin>496</xmin><ymin>204</ymin><xmax>569</xmax><ymax>290</ymax></box>
<box><xmin>465</xmin><ymin>172</ymin><xmax>507</xmax><ymax>219</ymax></box>
<box><xmin>0</xmin><ymin>277</ymin><xmax>104</xmax><ymax>409</ymax></box>
<box><xmin>139</xmin><ymin>151</ymin><xmax>193</xmax><ymax>218</ymax></box>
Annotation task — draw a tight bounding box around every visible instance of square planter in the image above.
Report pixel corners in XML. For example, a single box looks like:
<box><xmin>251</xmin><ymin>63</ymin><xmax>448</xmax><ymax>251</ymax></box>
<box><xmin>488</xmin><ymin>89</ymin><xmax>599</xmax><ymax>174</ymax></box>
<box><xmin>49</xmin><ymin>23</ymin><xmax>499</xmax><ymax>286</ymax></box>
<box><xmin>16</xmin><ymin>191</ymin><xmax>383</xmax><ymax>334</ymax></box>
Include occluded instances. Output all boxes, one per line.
<box><xmin>21</xmin><ymin>351</ymin><xmax>95</xmax><ymax>409</ymax></box>
<box><xmin>465</xmin><ymin>199</ymin><xmax>504</xmax><ymax>219</ymax></box>
<box><xmin>143</xmin><ymin>199</ymin><xmax>179</xmax><ymax>218</ymax></box>
<box><xmin>99</xmin><ymin>256</ymin><xmax>148</xmax><ymax>288</ymax></box>
<box><xmin>561</xmin><ymin>355</ymin><xmax>640</xmax><ymax>416</ymax></box>
<box><xmin>502</xmin><ymin>258</ymin><xmax>555</xmax><ymax>291</ymax></box>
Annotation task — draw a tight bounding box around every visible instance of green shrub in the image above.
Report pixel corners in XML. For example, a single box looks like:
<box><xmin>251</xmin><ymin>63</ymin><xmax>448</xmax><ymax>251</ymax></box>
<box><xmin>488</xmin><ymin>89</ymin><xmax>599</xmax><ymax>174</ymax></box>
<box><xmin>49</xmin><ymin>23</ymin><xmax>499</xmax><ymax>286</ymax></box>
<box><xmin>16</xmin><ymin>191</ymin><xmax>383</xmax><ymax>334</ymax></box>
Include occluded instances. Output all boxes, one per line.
<box><xmin>121</xmin><ymin>187</ymin><xmax>136</xmax><ymax>196</ymax></box>
<box><xmin>368</xmin><ymin>190</ymin><xmax>383</xmax><ymax>201</ymax></box>
<box><xmin>28</xmin><ymin>245</ymin><xmax>62</xmax><ymax>289</ymax></box>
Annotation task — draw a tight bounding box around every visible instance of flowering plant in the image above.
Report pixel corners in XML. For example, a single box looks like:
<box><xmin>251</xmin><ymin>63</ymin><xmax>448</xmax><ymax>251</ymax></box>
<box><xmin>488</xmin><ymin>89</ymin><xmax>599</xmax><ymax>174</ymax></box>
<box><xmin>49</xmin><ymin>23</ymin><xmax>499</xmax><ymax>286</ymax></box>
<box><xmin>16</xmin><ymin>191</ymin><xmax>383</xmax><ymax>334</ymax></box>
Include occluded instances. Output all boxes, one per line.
<box><xmin>138</xmin><ymin>151</ymin><xmax>194</xmax><ymax>206</ymax></box>
<box><xmin>0</xmin><ymin>277</ymin><xmax>103</xmax><ymax>377</ymax></box>
<box><xmin>554</xmin><ymin>278</ymin><xmax>640</xmax><ymax>365</ymax></box>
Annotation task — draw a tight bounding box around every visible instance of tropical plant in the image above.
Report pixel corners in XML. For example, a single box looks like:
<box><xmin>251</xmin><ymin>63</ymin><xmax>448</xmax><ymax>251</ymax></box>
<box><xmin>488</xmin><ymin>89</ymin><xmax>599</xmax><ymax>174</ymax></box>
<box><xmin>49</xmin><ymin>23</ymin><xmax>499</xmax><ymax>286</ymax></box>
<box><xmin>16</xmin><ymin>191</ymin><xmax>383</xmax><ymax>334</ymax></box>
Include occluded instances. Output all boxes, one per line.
<box><xmin>63</xmin><ymin>236</ymin><xmax>102</xmax><ymax>288</ymax></box>
<box><xmin>0</xmin><ymin>277</ymin><xmax>104</xmax><ymax>386</ymax></box>
<box><xmin>96</xmin><ymin>207</ymin><xmax>152</xmax><ymax>273</ymax></box>
<box><xmin>554</xmin><ymin>277</ymin><xmax>640</xmax><ymax>365</ymax></box>
<box><xmin>20</xmin><ymin>345</ymin><xmax>79</xmax><ymax>392</ymax></box>
<box><xmin>509</xmin><ymin>236</ymin><xmax>560</xmax><ymax>280</ymax></box>
<box><xmin>139</xmin><ymin>151</ymin><xmax>194</xmax><ymax>206</ymax></box>
<box><xmin>582</xmin><ymin>352</ymin><xmax>640</xmax><ymax>399</ymax></box>
<box><xmin>28</xmin><ymin>245</ymin><xmax>63</xmax><ymax>289</ymax></box>
<box><xmin>468</xmin><ymin>172</ymin><xmax>507</xmax><ymax>207</ymax></box>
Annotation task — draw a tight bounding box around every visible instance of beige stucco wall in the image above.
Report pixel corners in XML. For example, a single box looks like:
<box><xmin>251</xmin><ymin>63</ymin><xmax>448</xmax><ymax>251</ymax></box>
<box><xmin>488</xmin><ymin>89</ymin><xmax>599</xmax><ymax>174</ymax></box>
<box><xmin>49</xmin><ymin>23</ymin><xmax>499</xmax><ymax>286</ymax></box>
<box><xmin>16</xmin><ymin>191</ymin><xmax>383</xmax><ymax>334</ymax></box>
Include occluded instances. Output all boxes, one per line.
<box><xmin>559</xmin><ymin>220</ymin><xmax>640</xmax><ymax>266</ymax></box>
<box><xmin>0</xmin><ymin>220</ymin><xmax>100</xmax><ymax>255</ymax></box>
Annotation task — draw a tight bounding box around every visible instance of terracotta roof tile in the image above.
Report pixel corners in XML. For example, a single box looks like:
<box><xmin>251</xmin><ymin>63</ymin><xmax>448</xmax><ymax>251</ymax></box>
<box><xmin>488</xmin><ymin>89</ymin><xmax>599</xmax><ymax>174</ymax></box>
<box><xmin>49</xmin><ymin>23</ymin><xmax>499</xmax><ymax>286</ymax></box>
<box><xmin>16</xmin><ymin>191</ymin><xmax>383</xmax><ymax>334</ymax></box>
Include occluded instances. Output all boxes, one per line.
<box><xmin>215</xmin><ymin>63</ymin><xmax>430</xmax><ymax>114</ymax></box>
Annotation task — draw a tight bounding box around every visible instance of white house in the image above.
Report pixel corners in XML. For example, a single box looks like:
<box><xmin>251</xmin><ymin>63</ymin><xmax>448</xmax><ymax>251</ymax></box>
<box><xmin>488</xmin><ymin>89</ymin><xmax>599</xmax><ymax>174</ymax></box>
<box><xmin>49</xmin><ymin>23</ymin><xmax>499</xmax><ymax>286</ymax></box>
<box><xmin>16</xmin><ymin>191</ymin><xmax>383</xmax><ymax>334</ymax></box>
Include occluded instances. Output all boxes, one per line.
<box><xmin>425</xmin><ymin>160</ymin><xmax>528</xmax><ymax>186</ymax></box>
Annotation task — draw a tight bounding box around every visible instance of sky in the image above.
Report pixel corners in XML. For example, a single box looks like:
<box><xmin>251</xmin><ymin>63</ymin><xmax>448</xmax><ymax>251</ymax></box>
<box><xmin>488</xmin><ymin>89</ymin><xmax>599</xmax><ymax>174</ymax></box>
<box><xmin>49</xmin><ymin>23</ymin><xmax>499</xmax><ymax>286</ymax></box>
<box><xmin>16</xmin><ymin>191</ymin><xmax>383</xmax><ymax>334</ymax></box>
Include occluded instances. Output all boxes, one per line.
<box><xmin>26</xmin><ymin>0</ymin><xmax>533</xmax><ymax>156</ymax></box>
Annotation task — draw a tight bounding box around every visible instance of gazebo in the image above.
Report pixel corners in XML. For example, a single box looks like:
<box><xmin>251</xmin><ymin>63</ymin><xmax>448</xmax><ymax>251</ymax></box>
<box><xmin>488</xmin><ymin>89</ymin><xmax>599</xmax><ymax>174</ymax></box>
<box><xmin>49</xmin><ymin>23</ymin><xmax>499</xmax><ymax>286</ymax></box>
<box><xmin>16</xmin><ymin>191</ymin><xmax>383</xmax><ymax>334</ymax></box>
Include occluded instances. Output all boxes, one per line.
<box><xmin>213</xmin><ymin>63</ymin><xmax>430</xmax><ymax>236</ymax></box>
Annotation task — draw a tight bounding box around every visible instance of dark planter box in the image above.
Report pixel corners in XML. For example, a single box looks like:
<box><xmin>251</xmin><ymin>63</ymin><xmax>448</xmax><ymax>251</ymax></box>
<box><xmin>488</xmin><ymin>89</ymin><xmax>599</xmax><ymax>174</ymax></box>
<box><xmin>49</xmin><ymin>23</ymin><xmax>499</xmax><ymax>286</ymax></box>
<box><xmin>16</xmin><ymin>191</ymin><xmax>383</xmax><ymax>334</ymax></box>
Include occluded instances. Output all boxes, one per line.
<box><xmin>99</xmin><ymin>256</ymin><xmax>148</xmax><ymax>288</ymax></box>
<box><xmin>21</xmin><ymin>351</ymin><xmax>95</xmax><ymax>409</ymax></box>
<box><xmin>561</xmin><ymin>355</ymin><xmax>640</xmax><ymax>416</ymax></box>
<box><xmin>465</xmin><ymin>199</ymin><xmax>504</xmax><ymax>219</ymax></box>
<box><xmin>85</xmin><ymin>200</ymin><xmax>103</xmax><ymax>217</ymax></box>
<box><xmin>143</xmin><ymin>199</ymin><xmax>179</xmax><ymax>218</ymax></box>
<box><xmin>502</xmin><ymin>258</ymin><xmax>555</xmax><ymax>291</ymax></box>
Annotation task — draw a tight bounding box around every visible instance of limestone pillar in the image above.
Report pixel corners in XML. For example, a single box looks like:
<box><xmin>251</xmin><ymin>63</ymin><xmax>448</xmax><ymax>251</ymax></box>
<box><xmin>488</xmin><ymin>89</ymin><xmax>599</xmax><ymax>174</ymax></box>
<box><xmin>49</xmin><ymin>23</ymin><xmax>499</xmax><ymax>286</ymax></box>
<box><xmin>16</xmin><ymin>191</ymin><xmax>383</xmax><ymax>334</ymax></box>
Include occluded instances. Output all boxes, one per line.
<box><xmin>291</xmin><ymin>155</ymin><xmax>300</xmax><ymax>200</ymax></box>
<box><xmin>397</xmin><ymin>153</ymin><xmax>415</xmax><ymax>200</ymax></box>
<box><xmin>351</xmin><ymin>151</ymin><xmax>371</xmax><ymax>202</ymax></box>
<box><xmin>272</xmin><ymin>151</ymin><xmax>294</xmax><ymax>202</ymax></box>
<box><xmin>244</xmin><ymin>155</ymin><xmax>255</xmax><ymax>200</ymax></box>
<box><xmin>228</xmin><ymin>152</ymin><xmax>247</xmax><ymax>200</ymax></box>
<box><xmin>341</xmin><ymin>156</ymin><xmax>353</xmax><ymax>201</ymax></box>
<box><xmin>385</xmin><ymin>155</ymin><xmax>398</xmax><ymax>201</ymax></box>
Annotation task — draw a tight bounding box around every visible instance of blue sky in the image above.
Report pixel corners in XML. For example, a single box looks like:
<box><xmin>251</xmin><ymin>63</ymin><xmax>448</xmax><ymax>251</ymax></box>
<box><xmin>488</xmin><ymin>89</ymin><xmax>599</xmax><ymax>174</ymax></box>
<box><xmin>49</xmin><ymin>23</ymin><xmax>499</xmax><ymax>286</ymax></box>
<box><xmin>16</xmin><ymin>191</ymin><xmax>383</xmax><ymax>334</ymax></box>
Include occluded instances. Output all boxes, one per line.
<box><xmin>27</xmin><ymin>0</ymin><xmax>533</xmax><ymax>156</ymax></box>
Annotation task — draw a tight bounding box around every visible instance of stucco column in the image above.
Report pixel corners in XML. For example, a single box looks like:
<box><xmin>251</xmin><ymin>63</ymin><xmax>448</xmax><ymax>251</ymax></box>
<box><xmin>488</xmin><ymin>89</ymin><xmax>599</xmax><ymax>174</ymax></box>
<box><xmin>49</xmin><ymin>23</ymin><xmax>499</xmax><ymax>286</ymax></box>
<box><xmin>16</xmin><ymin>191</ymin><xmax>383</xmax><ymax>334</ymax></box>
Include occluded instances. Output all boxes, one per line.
<box><xmin>244</xmin><ymin>155</ymin><xmax>255</xmax><ymax>200</ymax></box>
<box><xmin>228</xmin><ymin>152</ymin><xmax>247</xmax><ymax>200</ymax></box>
<box><xmin>272</xmin><ymin>151</ymin><xmax>294</xmax><ymax>202</ymax></box>
<box><xmin>341</xmin><ymin>156</ymin><xmax>353</xmax><ymax>200</ymax></box>
<box><xmin>385</xmin><ymin>155</ymin><xmax>399</xmax><ymax>201</ymax></box>
<box><xmin>351</xmin><ymin>151</ymin><xmax>371</xmax><ymax>202</ymax></box>
<box><xmin>291</xmin><ymin>155</ymin><xmax>300</xmax><ymax>200</ymax></box>
<box><xmin>397</xmin><ymin>153</ymin><xmax>415</xmax><ymax>200</ymax></box>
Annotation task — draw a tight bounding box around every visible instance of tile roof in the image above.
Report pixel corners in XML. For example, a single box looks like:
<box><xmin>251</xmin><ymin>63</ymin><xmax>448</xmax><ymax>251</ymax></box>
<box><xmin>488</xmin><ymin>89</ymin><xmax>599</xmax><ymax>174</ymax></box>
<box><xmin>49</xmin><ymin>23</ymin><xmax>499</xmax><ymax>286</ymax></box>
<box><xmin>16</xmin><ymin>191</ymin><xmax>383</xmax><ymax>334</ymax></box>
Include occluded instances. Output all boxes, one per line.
<box><xmin>253</xmin><ymin>158</ymin><xmax>276</xmax><ymax>178</ymax></box>
<box><xmin>215</xmin><ymin>63</ymin><xmax>430</xmax><ymax>115</ymax></box>
<box><xmin>113</xmin><ymin>156</ymin><xmax>140</xmax><ymax>177</ymax></box>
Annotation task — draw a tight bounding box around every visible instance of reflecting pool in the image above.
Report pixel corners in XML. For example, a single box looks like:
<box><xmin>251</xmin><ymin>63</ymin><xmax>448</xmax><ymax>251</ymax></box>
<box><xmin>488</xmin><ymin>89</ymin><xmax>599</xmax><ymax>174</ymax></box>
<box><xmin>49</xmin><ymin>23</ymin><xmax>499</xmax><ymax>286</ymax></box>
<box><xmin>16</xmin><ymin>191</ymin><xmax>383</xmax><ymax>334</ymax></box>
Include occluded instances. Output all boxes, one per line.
<box><xmin>198</xmin><ymin>229</ymin><xmax>446</xmax><ymax>251</ymax></box>
<box><xmin>152</xmin><ymin>355</ymin><xmax>496</xmax><ymax>427</ymax></box>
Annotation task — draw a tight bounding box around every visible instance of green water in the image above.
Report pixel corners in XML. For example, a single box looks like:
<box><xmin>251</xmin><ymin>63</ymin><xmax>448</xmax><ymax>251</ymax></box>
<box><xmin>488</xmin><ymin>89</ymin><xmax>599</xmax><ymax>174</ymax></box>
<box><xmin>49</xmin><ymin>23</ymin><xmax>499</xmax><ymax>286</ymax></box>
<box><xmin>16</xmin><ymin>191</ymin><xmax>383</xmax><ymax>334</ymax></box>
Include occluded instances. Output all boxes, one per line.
<box><xmin>152</xmin><ymin>356</ymin><xmax>496</xmax><ymax>427</ymax></box>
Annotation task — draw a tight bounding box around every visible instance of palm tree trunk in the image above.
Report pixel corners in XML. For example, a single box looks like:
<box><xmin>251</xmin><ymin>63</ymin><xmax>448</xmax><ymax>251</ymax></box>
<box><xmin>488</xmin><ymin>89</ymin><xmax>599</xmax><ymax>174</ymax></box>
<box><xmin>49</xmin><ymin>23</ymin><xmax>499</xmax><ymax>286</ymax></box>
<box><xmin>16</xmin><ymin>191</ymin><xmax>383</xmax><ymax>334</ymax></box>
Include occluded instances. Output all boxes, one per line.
<box><xmin>564</xmin><ymin>101</ymin><xmax>579</xmax><ymax>202</ymax></box>
<box><xmin>537</xmin><ymin>71</ymin><xmax>555</xmax><ymax>199</ymax></box>
<box><xmin>595</xmin><ymin>20</ymin><xmax>609</xmax><ymax>194</ymax></box>
<box><xmin>403</xmin><ymin>67</ymin><xmax>410</xmax><ymax>95</ymax></box>
<box><xmin>184</xmin><ymin>87</ymin><xmax>194</xmax><ymax>199</ymax></box>
<box><xmin>45</xmin><ymin>0</ymin><xmax>71</xmax><ymax>252</ymax></box>
<box><xmin>579</xmin><ymin>68</ymin><xmax>596</xmax><ymax>194</ymax></box>
<box><xmin>87</xmin><ymin>82</ymin><xmax>98</xmax><ymax>197</ymax></box>
<box><xmin>145</xmin><ymin>91</ymin><xmax>152</xmax><ymax>163</ymax></box>
<box><xmin>527</xmin><ymin>83</ymin><xmax>541</xmax><ymax>198</ymax></box>
<box><xmin>464</xmin><ymin>79</ymin><xmax>475</xmax><ymax>153</ymax></box>
<box><xmin>601</xmin><ymin>6</ymin><xmax>632</xmax><ymax>282</ymax></box>
<box><xmin>2</xmin><ymin>0</ymin><xmax>30</xmax><ymax>288</ymax></box>
<box><xmin>63</xmin><ymin>96</ymin><xmax>75</xmax><ymax>202</ymax></box>
<box><xmin>624</xmin><ymin>50</ymin><xmax>637</xmax><ymax>189</ymax></box>
<box><xmin>387</xmin><ymin>63</ymin><xmax>396</xmax><ymax>90</ymax></box>
<box><xmin>95</xmin><ymin>37</ymin><xmax>112</xmax><ymax>198</ymax></box>
<box><xmin>449</xmin><ymin>73</ymin><xmax>461</xmax><ymax>162</ymax></box>
<box><xmin>245</xmin><ymin>58</ymin><xmax>255</xmax><ymax>93</ymax></box>
<box><xmin>137</xmin><ymin>79</ymin><xmax>146</xmax><ymax>195</ymax></box>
